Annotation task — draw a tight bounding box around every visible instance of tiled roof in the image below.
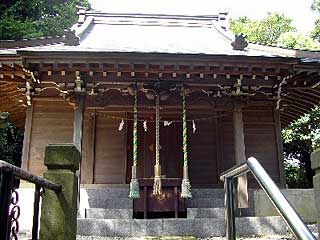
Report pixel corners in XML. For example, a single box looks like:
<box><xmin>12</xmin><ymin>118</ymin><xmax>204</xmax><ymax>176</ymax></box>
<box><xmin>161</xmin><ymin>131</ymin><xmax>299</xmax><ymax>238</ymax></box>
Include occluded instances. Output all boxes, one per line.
<box><xmin>1</xmin><ymin>10</ymin><xmax>320</xmax><ymax>61</ymax></box>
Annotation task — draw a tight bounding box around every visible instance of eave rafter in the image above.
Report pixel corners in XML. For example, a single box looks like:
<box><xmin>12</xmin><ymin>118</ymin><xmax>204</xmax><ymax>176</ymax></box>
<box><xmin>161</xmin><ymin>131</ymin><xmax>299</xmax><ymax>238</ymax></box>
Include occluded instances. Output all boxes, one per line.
<box><xmin>0</xmin><ymin>54</ymin><xmax>319</xmax><ymax>128</ymax></box>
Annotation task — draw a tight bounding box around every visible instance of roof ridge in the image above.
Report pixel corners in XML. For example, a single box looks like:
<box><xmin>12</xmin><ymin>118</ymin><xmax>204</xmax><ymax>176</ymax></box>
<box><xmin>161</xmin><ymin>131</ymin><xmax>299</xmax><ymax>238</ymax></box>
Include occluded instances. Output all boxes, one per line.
<box><xmin>84</xmin><ymin>11</ymin><xmax>221</xmax><ymax>20</ymax></box>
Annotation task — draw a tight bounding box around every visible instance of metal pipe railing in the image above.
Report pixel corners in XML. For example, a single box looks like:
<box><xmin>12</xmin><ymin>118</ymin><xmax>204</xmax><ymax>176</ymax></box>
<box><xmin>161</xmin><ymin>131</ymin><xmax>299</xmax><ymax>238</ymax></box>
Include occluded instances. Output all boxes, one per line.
<box><xmin>220</xmin><ymin>157</ymin><xmax>316</xmax><ymax>240</ymax></box>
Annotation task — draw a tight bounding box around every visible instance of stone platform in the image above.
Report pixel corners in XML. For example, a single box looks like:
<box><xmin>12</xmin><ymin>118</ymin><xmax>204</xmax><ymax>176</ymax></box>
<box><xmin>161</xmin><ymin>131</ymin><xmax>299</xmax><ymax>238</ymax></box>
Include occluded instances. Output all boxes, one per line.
<box><xmin>77</xmin><ymin>187</ymin><xmax>288</xmax><ymax>237</ymax></box>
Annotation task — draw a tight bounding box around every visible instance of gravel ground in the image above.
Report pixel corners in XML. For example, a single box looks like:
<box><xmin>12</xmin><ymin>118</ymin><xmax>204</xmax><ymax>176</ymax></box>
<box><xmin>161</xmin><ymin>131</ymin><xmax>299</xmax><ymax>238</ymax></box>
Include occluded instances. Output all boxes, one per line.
<box><xmin>18</xmin><ymin>234</ymin><xmax>294</xmax><ymax>240</ymax></box>
<box><xmin>75</xmin><ymin>236</ymin><xmax>295</xmax><ymax>240</ymax></box>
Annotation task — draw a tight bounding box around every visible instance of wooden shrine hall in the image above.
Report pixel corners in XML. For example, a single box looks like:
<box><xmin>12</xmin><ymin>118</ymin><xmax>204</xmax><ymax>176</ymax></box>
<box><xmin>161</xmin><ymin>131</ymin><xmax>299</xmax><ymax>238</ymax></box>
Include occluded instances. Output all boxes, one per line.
<box><xmin>1</xmin><ymin>8</ymin><xmax>320</xmax><ymax>217</ymax></box>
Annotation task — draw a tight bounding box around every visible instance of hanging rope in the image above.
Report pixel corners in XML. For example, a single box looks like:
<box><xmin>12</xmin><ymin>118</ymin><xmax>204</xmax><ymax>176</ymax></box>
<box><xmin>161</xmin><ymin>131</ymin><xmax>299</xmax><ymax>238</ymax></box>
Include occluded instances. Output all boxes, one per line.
<box><xmin>181</xmin><ymin>88</ymin><xmax>192</xmax><ymax>198</ymax></box>
<box><xmin>153</xmin><ymin>94</ymin><xmax>162</xmax><ymax>196</ymax></box>
<box><xmin>129</xmin><ymin>88</ymin><xmax>140</xmax><ymax>199</ymax></box>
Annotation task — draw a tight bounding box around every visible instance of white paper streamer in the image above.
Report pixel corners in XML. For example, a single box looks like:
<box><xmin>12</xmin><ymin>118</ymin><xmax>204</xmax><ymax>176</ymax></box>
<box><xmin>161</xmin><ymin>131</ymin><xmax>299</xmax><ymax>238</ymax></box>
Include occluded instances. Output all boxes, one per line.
<box><xmin>118</xmin><ymin>119</ymin><xmax>124</xmax><ymax>131</ymax></box>
<box><xmin>164</xmin><ymin>121</ymin><xmax>173</xmax><ymax>126</ymax></box>
<box><xmin>192</xmin><ymin>120</ymin><xmax>196</xmax><ymax>133</ymax></box>
<box><xmin>143</xmin><ymin>120</ymin><xmax>148</xmax><ymax>132</ymax></box>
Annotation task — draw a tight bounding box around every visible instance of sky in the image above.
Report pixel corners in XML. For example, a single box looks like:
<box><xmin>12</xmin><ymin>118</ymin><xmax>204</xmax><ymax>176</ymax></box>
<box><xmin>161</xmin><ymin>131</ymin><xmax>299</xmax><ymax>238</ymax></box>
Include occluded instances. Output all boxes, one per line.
<box><xmin>89</xmin><ymin>0</ymin><xmax>318</xmax><ymax>34</ymax></box>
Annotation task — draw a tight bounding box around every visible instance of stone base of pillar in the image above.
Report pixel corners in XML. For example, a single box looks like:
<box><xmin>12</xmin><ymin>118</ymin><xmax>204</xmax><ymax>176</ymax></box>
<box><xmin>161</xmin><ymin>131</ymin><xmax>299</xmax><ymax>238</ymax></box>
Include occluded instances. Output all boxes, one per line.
<box><xmin>39</xmin><ymin>144</ymin><xmax>79</xmax><ymax>240</ymax></box>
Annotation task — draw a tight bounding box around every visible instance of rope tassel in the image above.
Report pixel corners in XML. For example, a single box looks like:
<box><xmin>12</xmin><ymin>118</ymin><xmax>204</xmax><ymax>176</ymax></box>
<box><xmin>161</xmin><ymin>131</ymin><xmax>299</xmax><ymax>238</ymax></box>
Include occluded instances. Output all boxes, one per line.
<box><xmin>129</xmin><ymin>88</ymin><xmax>140</xmax><ymax>199</ymax></box>
<box><xmin>153</xmin><ymin>95</ymin><xmax>162</xmax><ymax>196</ymax></box>
<box><xmin>153</xmin><ymin>164</ymin><xmax>162</xmax><ymax>196</ymax></box>
<box><xmin>181</xmin><ymin>88</ymin><xmax>192</xmax><ymax>198</ymax></box>
<box><xmin>129</xmin><ymin>166</ymin><xmax>140</xmax><ymax>198</ymax></box>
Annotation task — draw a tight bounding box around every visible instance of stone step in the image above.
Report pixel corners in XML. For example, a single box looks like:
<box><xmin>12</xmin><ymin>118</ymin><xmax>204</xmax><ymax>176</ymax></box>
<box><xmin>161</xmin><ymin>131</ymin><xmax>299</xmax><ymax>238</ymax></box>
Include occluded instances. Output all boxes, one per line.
<box><xmin>185</xmin><ymin>198</ymin><xmax>224</xmax><ymax>208</ymax></box>
<box><xmin>87</xmin><ymin>197</ymin><xmax>133</xmax><ymax>209</ymax></box>
<box><xmin>82</xmin><ymin>188</ymin><xmax>226</xmax><ymax>200</ymax></box>
<box><xmin>187</xmin><ymin>207</ymin><xmax>225</xmax><ymax>218</ymax></box>
<box><xmin>86</xmin><ymin>208</ymin><xmax>133</xmax><ymax>219</ymax></box>
<box><xmin>81</xmin><ymin>188</ymin><xmax>130</xmax><ymax>199</ymax></box>
<box><xmin>77</xmin><ymin>216</ymin><xmax>286</xmax><ymax>237</ymax></box>
<box><xmin>190</xmin><ymin>189</ymin><xmax>225</xmax><ymax>199</ymax></box>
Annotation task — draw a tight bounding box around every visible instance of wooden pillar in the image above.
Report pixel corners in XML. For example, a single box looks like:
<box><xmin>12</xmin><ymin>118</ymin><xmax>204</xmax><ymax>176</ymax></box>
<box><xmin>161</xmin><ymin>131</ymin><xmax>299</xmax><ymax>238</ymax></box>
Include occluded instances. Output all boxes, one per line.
<box><xmin>233</xmin><ymin>106</ymin><xmax>248</xmax><ymax>208</ymax></box>
<box><xmin>215</xmin><ymin>112</ymin><xmax>223</xmax><ymax>185</ymax></box>
<box><xmin>21</xmin><ymin>105</ymin><xmax>33</xmax><ymax>171</ymax></box>
<box><xmin>73</xmin><ymin>97</ymin><xmax>84</xmax><ymax>156</ymax></box>
<box><xmin>89</xmin><ymin>111</ymin><xmax>96</xmax><ymax>184</ymax></box>
<box><xmin>73</xmin><ymin>96</ymin><xmax>85</xmax><ymax>212</ymax></box>
<box><xmin>273</xmin><ymin>108</ymin><xmax>286</xmax><ymax>187</ymax></box>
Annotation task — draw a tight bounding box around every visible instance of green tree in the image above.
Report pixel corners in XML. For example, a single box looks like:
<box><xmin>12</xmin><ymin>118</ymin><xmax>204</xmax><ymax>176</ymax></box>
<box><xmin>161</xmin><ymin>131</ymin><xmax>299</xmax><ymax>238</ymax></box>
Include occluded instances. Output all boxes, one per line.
<box><xmin>282</xmin><ymin>106</ymin><xmax>320</xmax><ymax>187</ymax></box>
<box><xmin>311</xmin><ymin>0</ymin><xmax>320</xmax><ymax>41</ymax></box>
<box><xmin>229</xmin><ymin>12</ymin><xmax>295</xmax><ymax>45</ymax></box>
<box><xmin>0</xmin><ymin>0</ymin><xmax>90</xmax><ymax>40</ymax></box>
<box><xmin>0</xmin><ymin>122</ymin><xmax>24</xmax><ymax>167</ymax></box>
<box><xmin>277</xmin><ymin>32</ymin><xmax>320</xmax><ymax>50</ymax></box>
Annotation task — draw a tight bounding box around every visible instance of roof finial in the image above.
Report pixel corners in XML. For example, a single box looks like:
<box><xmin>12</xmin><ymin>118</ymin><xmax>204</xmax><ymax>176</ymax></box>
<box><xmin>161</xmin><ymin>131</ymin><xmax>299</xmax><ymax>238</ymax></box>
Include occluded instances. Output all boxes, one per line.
<box><xmin>231</xmin><ymin>34</ymin><xmax>248</xmax><ymax>51</ymax></box>
<box><xmin>64</xmin><ymin>30</ymin><xmax>80</xmax><ymax>46</ymax></box>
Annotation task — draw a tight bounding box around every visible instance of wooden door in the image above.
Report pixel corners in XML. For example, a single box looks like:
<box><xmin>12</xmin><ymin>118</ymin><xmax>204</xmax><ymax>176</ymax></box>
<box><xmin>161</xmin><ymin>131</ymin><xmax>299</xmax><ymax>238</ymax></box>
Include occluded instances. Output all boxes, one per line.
<box><xmin>126</xmin><ymin>120</ymin><xmax>183</xmax><ymax>181</ymax></box>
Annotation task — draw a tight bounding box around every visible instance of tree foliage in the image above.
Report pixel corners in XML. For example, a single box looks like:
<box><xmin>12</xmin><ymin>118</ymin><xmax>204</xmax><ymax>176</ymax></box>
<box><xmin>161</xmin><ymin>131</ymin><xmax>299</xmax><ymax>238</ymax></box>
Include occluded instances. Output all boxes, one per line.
<box><xmin>229</xmin><ymin>13</ymin><xmax>295</xmax><ymax>45</ymax></box>
<box><xmin>0</xmin><ymin>0</ymin><xmax>90</xmax><ymax>40</ymax></box>
<box><xmin>0</xmin><ymin>122</ymin><xmax>24</xmax><ymax>167</ymax></box>
<box><xmin>277</xmin><ymin>32</ymin><xmax>320</xmax><ymax>50</ymax></box>
<box><xmin>311</xmin><ymin>0</ymin><xmax>320</xmax><ymax>41</ymax></box>
<box><xmin>282</xmin><ymin>106</ymin><xmax>320</xmax><ymax>187</ymax></box>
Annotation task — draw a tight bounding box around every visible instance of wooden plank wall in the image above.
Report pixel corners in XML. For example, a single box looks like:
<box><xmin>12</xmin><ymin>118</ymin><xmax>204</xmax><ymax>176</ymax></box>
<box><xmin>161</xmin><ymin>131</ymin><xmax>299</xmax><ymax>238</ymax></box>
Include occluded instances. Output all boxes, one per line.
<box><xmin>27</xmin><ymin>100</ymin><xmax>73</xmax><ymax>176</ymax></box>
<box><xmin>243</xmin><ymin>105</ymin><xmax>281</xmax><ymax>185</ymax></box>
<box><xmin>26</xmin><ymin>101</ymin><xmax>283</xmax><ymax>186</ymax></box>
<box><xmin>93</xmin><ymin>113</ymin><xmax>126</xmax><ymax>184</ymax></box>
<box><xmin>188</xmin><ymin>118</ymin><xmax>218</xmax><ymax>186</ymax></box>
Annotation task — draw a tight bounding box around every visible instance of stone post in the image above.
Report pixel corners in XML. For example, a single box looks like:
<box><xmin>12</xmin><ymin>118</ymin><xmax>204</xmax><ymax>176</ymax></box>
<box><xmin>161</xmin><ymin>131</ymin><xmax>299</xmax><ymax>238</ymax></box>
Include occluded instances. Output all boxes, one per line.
<box><xmin>39</xmin><ymin>144</ymin><xmax>79</xmax><ymax>240</ymax></box>
<box><xmin>311</xmin><ymin>149</ymin><xmax>320</xmax><ymax>237</ymax></box>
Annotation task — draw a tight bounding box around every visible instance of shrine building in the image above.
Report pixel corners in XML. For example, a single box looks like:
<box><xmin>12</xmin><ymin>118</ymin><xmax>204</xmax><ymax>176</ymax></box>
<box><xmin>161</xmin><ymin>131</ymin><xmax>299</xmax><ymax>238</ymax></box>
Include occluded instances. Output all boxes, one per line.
<box><xmin>0</xmin><ymin>6</ymin><xmax>320</xmax><ymax>230</ymax></box>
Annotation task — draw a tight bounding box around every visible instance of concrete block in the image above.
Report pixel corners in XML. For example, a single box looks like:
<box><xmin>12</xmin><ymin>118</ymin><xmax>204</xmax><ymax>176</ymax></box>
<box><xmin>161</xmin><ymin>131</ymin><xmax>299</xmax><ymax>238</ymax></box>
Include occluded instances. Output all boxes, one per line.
<box><xmin>84</xmin><ymin>188</ymin><xmax>130</xmax><ymax>199</ymax></box>
<box><xmin>189</xmin><ymin>189</ymin><xmax>225</xmax><ymax>198</ymax></box>
<box><xmin>86</xmin><ymin>208</ymin><xmax>133</xmax><ymax>219</ymax></box>
<box><xmin>112</xmin><ymin>219</ymin><xmax>132</xmax><ymax>237</ymax></box>
<box><xmin>44</xmin><ymin>144</ymin><xmax>80</xmax><ymax>171</ymax></box>
<box><xmin>311</xmin><ymin>149</ymin><xmax>320</xmax><ymax>171</ymax></box>
<box><xmin>187</xmin><ymin>208</ymin><xmax>225</xmax><ymax>218</ymax></box>
<box><xmin>162</xmin><ymin>219</ymin><xmax>195</xmax><ymax>236</ymax></box>
<box><xmin>185</xmin><ymin>198</ymin><xmax>224</xmax><ymax>208</ymax></box>
<box><xmin>253</xmin><ymin>189</ymin><xmax>317</xmax><ymax>223</ymax></box>
<box><xmin>77</xmin><ymin>219</ymin><xmax>115</xmax><ymax>236</ymax></box>
<box><xmin>131</xmin><ymin>219</ymin><xmax>163</xmax><ymax>236</ymax></box>
<box><xmin>39</xmin><ymin>170</ymin><xmax>78</xmax><ymax>240</ymax></box>
<box><xmin>193</xmin><ymin>218</ymin><xmax>225</xmax><ymax>237</ymax></box>
<box><xmin>87</xmin><ymin>197</ymin><xmax>133</xmax><ymax>209</ymax></box>
<box><xmin>236</xmin><ymin>216</ymin><xmax>287</xmax><ymax>235</ymax></box>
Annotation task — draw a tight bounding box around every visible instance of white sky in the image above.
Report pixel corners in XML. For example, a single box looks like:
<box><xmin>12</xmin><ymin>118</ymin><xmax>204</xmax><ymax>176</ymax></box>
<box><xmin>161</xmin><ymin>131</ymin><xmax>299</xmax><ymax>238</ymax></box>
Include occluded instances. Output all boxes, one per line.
<box><xmin>89</xmin><ymin>0</ymin><xmax>318</xmax><ymax>34</ymax></box>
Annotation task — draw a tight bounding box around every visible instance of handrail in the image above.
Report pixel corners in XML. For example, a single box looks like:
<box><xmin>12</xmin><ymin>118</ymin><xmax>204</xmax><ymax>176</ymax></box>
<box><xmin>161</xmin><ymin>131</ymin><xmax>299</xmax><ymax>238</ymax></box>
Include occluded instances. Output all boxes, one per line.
<box><xmin>0</xmin><ymin>160</ymin><xmax>62</xmax><ymax>240</ymax></box>
<box><xmin>220</xmin><ymin>157</ymin><xmax>316</xmax><ymax>240</ymax></box>
<box><xmin>0</xmin><ymin>160</ymin><xmax>61</xmax><ymax>193</ymax></box>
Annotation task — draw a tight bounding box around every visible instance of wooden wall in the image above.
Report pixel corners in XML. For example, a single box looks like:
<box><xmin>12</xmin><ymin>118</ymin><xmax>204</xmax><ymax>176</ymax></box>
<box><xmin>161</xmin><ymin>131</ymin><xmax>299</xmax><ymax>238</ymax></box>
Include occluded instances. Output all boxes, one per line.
<box><xmin>93</xmin><ymin>113</ymin><xmax>126</xmax><ymax>184</ymax></box>
<box><xmin>25</xmin><ymin>100</ymin><xmax>284</xmax><ymax>186</ymax></box>
<box><xmin>26</xmin><ymin>100</ymin><xmax>73</xmax><ymax>176</ymax></box>
<box><xmin>243</xmin><ymin>105</ymin><xmax>283</xmax><ymax>185</ymax></box>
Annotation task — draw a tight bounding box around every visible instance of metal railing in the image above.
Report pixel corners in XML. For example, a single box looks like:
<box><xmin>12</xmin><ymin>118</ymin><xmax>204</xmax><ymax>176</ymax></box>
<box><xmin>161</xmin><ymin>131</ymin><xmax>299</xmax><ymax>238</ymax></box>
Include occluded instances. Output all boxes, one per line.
<box><xmin>0</xmin><ymin>160</ymin><xmax>62</xmax><ymax>240</ymax></box>
<box><xmin>220</xmin><ymin>157</ymin><xmax>316</xmax><ymax>240</ymax></box>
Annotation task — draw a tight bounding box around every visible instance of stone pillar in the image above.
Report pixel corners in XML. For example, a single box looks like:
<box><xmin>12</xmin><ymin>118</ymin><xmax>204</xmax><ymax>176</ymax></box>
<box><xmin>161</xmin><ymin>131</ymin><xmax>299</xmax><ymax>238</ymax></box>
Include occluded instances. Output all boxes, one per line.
<box><xmin>39</xmin><ymin>144</ymin><xmax>79</xmax><ymax>240</ymax></box>
<box><xmin>311</xmin><ymin>149</ymin><xmax>320</xmax><ymax>237</ymax></box>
